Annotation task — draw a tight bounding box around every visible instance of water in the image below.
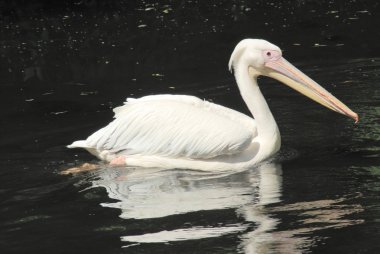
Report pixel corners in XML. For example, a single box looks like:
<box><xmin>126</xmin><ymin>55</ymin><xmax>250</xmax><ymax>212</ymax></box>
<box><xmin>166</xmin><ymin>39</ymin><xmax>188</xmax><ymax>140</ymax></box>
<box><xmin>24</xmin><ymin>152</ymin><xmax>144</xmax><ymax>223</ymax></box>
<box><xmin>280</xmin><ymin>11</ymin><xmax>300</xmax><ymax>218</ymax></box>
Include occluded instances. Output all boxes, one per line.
<box><xmin>1</xmin><ymin>1</ymin><xmax>380</xmax><ymax>253</ymax></box>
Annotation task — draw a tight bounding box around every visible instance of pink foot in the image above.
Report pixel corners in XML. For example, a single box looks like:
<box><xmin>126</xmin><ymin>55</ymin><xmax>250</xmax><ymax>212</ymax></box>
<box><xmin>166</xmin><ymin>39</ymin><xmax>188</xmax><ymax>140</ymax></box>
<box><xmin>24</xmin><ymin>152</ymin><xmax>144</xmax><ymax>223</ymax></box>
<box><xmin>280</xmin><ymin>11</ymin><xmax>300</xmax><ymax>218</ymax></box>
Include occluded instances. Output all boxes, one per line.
<box><xmin>110</xmin><ymin>155</ymin><xmax>127</xmax><ymax>166</ymax></box>
<box><xmin>60</xmin><ymin>163</ymin><xmax>98</xmax><ymax>175</ymax></box>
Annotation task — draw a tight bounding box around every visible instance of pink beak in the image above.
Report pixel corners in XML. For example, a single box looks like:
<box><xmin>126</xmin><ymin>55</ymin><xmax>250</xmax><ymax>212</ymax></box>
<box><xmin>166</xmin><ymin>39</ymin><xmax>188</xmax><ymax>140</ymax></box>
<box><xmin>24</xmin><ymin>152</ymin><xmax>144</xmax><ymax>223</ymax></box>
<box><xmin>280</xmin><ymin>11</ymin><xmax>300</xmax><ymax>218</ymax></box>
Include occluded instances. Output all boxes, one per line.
<box><xmin>264</xmin><ymin>57</ymin><xmax>359</xmax><ymax>123</ymax></box>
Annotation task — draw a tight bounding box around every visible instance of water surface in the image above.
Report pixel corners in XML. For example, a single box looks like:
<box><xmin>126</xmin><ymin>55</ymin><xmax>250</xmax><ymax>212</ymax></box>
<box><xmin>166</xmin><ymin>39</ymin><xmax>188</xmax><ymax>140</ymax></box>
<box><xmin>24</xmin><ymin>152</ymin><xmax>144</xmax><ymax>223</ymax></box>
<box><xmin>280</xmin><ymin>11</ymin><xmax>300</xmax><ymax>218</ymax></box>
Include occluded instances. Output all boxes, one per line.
<box><xmin>1</xmin><ymin>1</ymin><xmax>380</xmax><ymax>253</ymax></box>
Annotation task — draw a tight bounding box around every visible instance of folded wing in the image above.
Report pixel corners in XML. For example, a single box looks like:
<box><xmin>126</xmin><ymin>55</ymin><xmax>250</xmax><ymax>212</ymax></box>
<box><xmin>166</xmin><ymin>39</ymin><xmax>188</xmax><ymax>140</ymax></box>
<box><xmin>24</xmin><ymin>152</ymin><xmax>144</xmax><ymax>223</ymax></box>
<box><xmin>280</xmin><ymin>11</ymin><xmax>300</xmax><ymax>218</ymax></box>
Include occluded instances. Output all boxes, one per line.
<box><xmin>69</xmin><ymin>95</ymin><xmax>257</xmax><ymax>159</ymax></box>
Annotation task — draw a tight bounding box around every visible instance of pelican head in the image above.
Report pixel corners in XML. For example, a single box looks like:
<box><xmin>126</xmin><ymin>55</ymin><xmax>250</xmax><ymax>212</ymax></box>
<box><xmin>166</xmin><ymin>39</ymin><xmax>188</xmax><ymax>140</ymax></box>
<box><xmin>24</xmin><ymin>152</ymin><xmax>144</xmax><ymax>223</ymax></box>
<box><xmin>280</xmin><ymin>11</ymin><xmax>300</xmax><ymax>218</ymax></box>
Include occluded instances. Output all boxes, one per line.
<box><xmin>229</xmin><ymin>39</ymin><xmax>359</xmax><ymax>123</ymax></box>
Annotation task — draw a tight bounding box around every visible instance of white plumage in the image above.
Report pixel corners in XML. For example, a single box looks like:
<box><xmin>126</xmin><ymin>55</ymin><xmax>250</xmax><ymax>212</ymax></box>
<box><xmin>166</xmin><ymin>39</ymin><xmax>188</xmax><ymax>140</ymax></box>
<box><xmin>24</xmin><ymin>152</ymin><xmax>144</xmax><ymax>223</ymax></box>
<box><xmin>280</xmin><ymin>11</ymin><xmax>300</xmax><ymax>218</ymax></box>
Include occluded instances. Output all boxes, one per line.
<box><xmin>68</xmin><ymin>39</ymin><xmax>357</xmax><ymax>171</ymax></box>
<box><xmin>83</xmin><ymin>95</ymin><xmax>256</xmax><ymax>158</ymax></box>
<box><xmin>69</xmin><ymin>94</ymin><xmax>262</xmax><ymax>170</ymax></box>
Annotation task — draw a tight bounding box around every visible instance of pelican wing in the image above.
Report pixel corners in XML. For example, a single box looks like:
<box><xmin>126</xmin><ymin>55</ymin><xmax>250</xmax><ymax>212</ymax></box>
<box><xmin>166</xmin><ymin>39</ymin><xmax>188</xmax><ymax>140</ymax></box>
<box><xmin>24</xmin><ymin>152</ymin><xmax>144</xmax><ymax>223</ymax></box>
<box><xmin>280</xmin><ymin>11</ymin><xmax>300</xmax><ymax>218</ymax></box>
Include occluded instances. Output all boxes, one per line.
<box><xmin>72</xmin><ymin>95</ymin><xmax>257</xmax><ymax>159</ymax></box>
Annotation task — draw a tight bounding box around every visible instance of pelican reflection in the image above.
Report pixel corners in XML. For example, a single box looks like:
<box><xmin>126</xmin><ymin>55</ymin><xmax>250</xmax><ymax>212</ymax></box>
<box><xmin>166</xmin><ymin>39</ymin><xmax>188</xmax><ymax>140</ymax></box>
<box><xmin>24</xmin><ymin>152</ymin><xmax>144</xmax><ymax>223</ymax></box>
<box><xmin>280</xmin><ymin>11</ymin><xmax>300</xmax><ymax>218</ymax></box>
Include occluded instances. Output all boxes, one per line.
<box><xmin>89</xmin><ymin>162</ymin><xmax>362</xmax><ymax>252</ymax></box>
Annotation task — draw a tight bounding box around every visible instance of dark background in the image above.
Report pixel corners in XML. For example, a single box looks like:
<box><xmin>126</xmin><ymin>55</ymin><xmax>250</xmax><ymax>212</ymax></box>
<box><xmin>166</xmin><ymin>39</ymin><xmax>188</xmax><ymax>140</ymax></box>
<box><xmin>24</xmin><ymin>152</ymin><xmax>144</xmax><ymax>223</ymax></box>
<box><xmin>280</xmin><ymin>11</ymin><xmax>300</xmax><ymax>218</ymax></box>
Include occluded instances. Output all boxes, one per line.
<box><xmin>1</xmin><ymin>1</ymin><xmax>379</xmax><ymax>254</ymax></box>
<box><xmin>1</xmin><ymin>0</ymin><xmax>379</xmax><ymax>87</ymax></box>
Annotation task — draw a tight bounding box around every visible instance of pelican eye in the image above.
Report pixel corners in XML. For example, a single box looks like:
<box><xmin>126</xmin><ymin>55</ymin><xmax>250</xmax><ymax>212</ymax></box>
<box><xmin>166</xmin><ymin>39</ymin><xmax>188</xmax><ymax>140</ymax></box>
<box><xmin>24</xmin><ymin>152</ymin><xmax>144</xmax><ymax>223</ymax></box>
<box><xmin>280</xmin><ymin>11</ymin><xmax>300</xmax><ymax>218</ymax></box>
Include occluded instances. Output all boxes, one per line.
<box><xmin>263</xmin><ymin>50</ymin><xmax>281</xmax><ymax>61</ymax></box>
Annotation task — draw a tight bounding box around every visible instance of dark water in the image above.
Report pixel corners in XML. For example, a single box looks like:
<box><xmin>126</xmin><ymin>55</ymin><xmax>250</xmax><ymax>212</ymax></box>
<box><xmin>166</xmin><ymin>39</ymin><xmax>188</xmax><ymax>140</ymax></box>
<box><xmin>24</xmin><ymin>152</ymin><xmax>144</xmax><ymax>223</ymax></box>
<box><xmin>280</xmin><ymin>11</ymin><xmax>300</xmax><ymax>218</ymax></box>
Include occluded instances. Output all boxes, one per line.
<box><xmin>1</xmin><ymin>1</ymin><xmax>380</xmax><ymax>253</ymax></box>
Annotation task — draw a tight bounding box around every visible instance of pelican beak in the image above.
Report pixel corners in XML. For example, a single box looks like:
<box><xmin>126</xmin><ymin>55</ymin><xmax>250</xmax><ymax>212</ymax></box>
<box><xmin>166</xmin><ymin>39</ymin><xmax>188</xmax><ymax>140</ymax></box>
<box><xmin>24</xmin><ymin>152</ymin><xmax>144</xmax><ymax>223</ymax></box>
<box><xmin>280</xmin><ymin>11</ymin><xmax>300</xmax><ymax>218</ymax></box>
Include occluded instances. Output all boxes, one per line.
<box><xmin>262</xmin><ymin>57</ymin><xmax>359</xmax><ymax>123</ymax></box>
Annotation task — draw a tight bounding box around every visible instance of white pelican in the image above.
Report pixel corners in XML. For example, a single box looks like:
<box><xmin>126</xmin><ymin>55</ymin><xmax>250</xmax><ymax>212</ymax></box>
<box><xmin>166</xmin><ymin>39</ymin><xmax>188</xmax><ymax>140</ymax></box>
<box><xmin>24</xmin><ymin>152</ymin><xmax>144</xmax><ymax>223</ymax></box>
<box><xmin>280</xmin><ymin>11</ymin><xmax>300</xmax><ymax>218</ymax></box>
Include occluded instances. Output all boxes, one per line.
<box><xmin>67</xmin><ymin>39</ymin><xmax>358</xmax><ymax>171</ymax></box>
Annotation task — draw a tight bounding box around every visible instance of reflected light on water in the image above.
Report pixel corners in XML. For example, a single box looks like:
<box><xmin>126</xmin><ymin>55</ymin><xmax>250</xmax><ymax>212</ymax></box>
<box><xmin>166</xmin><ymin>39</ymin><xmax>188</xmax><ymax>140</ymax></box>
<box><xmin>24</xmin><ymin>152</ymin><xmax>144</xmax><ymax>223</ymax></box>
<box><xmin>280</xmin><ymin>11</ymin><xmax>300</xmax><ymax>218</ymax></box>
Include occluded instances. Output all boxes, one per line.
<box><xmin>93</xmin><ymin>167</ymin><xmax>255</xmax><ymax>219</ymax></box>
<box><xmin>89</xmin><ymin>162</ymin><xmax>363</xmax><ymax>252</ymax></box>
<box><xmin>121</xmin><ymin>225</ymin><xmax>247</xmax><ymax>243</ymax></box>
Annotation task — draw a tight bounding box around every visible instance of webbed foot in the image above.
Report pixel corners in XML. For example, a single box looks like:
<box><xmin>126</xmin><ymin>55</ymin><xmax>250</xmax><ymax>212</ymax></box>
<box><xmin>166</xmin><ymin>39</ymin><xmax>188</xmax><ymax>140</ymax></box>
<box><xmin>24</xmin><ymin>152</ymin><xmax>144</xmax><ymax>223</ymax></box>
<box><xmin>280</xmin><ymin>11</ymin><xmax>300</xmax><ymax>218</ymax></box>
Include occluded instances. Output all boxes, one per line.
<box><xmin>60</xmin><ymin>163</ymin><xmax>98</xmax><ymax>175</ymax></box>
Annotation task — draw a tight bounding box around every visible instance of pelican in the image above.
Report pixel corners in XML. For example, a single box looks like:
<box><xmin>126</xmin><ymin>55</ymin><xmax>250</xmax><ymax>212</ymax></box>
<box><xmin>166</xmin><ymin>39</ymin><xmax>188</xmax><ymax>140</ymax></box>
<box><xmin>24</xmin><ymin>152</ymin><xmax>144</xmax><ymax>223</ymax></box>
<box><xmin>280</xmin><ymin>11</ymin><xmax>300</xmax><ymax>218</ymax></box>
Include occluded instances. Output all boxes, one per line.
<box><xmin>67</xmin><ymin>39</ymin><xmax>358</xmax><ymax>172</ymax></box>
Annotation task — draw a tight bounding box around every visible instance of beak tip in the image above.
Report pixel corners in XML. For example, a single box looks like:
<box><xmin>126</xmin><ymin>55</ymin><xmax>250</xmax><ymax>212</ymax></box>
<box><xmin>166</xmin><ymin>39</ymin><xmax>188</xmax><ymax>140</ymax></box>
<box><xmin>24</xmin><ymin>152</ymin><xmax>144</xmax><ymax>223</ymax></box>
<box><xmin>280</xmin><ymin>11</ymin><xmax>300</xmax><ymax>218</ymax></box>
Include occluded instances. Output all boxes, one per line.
<box><xmin>353</xmin><ymin>113</ymin><xmax>359</xmax><ymax>124</ymax></box>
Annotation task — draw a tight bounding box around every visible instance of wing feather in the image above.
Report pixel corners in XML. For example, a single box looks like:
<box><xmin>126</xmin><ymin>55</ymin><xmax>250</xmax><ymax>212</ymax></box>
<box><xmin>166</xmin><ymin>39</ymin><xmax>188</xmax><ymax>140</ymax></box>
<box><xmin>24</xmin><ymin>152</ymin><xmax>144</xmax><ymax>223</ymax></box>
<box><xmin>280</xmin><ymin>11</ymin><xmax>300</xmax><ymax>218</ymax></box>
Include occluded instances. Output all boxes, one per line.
<box><xmin>83</xmin><ymin>95</ymin><xmax>256</xmax><ymax>159</ymax></box>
